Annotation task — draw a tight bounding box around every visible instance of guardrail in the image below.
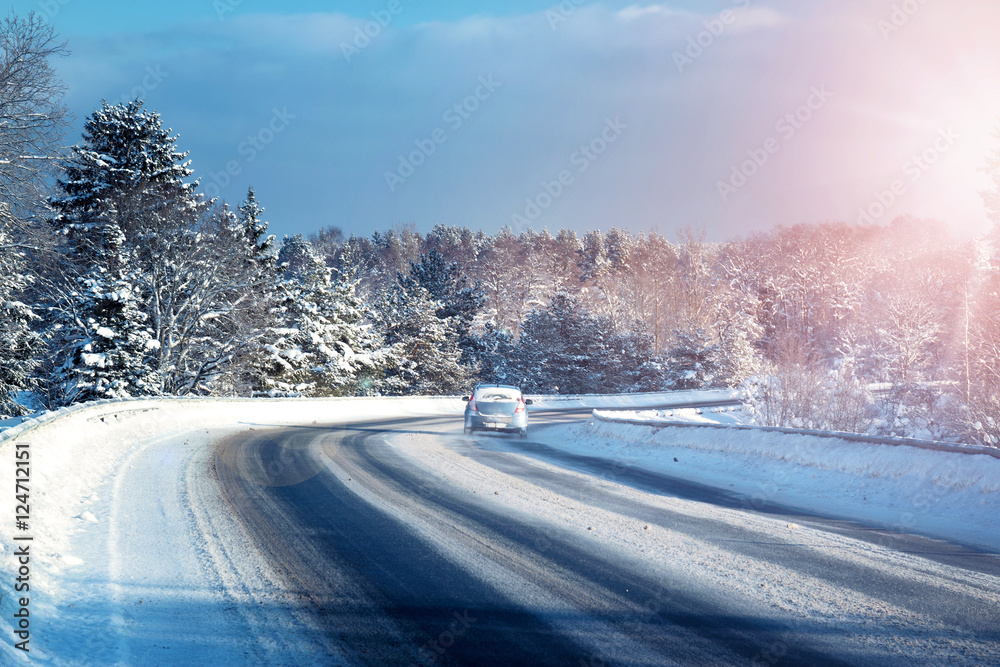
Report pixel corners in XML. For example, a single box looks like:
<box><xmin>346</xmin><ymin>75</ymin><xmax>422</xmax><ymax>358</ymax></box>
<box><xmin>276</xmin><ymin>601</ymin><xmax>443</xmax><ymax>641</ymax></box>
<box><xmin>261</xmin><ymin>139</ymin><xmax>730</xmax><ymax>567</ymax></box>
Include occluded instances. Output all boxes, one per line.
<box><xmin>591</xmin><ymin>411</ymin><xmax>1000</xmax><ymax>461</ymax></box>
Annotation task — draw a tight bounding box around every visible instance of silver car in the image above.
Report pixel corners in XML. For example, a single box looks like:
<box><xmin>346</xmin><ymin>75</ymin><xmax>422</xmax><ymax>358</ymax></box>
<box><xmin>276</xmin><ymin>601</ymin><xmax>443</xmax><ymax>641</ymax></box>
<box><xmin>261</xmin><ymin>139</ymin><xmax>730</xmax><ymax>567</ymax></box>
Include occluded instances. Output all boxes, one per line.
<box><xmin>463</xmin><ymin>384</ymin><xmax>533</xmax><ymax>437</ymax></box>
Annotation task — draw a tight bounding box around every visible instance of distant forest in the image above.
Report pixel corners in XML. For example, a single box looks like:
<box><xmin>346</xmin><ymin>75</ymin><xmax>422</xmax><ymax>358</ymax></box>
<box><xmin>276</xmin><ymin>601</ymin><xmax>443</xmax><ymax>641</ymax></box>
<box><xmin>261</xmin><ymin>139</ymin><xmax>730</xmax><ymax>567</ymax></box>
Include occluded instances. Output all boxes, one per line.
<box><xmin>1</xmin><ymin>13</ymin><xmax>999</xmax><ymax>448</ymax></box>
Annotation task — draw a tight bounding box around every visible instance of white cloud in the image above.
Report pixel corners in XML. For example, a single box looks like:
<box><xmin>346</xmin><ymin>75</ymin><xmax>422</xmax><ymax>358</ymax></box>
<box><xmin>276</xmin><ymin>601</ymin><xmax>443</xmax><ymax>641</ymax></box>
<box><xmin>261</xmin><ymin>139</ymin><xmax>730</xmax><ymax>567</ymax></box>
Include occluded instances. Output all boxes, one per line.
<box><xmin>728</xmin><ymin>7</ymin><xmax>789</xmax><ymax>31</ymax></box>
<box><xmin>616</xmin><ymin>5</ymin><xmax>684</xmax><ymax>21</ymax></box>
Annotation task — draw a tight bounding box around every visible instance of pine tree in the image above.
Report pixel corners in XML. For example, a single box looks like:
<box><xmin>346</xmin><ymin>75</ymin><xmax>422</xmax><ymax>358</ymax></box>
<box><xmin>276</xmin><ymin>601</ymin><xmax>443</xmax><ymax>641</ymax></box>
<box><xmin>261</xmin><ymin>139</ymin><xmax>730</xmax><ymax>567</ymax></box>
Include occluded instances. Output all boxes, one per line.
<box><xmin>50</xmin><ymin>99</ymin><xmax>201</xmax><ymax>262</ymax></box>
<box><xmin>399</xmin><ymin>249</ymin><xmax>484</xmax><ymax>364</ymax></box>
<box><xmin>44</xmin><ymin>100</ymin><xmax>206</xmax><ymax>403</ymax></box>
<box><xmin>604</xmin><ymin>322</ymin><xmax>666</xmax><ymax>393</ymax></box>
<box><xmin>237</xmin><ymin>186</ymin><xmax>275</xmax><ymax>270</ymax></box>
<box><xmin>0</xmin><ymin>226</ymin><xmax>40</xmax><ymax>417</ymax></box>
<box><xmin>256</xmin><ymin>235</ymin><xmax>389</xmax><ymax>396</ymax></box>
<box><xmin>54</xmin><ymin>224</ymin><xmax>160</xmax><ymax>402</ymax></box>
<box><xmin>666</xmin><ymin>323</ymin><xmax>720</xmax><ymax>389</ymax></box>
<box><xmin>377</xmin><ymin>281</ymin><xmax>474</xmax><ymax>396</ymax></box>
<box><xmin>468</xmin><ymin>322</ymin><xmax>518</xmax><ymax>385</ymax></box>
<box><xmin>42</xmin><ymin>100</ymin><xmax>297</xmax><ymax>401</ymax></box>
<box><xmin>517</xmin><ymin>293</ymin><xmax>599</xmax><ymax>394</ymax></box>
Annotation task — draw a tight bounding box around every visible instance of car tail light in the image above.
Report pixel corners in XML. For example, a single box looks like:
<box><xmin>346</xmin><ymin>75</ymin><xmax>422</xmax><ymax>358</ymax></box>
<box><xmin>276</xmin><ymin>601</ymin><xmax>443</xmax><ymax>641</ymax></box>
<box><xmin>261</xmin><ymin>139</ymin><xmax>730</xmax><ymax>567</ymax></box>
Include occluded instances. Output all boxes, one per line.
<box><xmin>514</xmin><ymin>398</ymin><xmax>525</xmax><ymax>413</ymax></box>
<box><xmin>468</xmin><ymin>398</ymin><xmax>478</xmax><ymax>412</ymax></box>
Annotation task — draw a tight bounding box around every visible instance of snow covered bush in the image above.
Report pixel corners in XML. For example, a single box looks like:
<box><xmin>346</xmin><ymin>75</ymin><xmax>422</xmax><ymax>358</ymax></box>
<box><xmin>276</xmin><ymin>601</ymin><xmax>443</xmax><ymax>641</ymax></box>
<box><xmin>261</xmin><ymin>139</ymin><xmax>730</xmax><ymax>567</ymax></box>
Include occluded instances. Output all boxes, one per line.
<box><xmin>742</xmin><ymin>340</ymin><xmax>876</xmax><ymax>433</ymax></box>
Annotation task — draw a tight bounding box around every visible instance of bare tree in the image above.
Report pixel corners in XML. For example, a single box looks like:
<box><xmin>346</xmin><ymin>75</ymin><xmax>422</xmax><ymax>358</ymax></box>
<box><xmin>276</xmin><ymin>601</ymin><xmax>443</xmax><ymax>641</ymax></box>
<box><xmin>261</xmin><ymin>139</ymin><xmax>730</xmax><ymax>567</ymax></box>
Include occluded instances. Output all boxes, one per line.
<box><xmin>0</xmin><ymin>12</ymin><xmax>67</xmax><ymax>414</ymax></box>
<box><xmin>0</xmin><ymin>12</ymin><xmax>68</xmax><ymax>235</ymax></box>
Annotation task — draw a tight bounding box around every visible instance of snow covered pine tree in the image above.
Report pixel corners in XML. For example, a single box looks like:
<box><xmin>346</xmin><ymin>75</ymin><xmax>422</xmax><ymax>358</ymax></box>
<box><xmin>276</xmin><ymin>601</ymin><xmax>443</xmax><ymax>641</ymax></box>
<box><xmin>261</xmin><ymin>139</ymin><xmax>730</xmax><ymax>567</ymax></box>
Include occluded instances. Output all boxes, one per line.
<box><xmin>377</xmin><ymin>279</ymin><xmax>474</xmax><ymax>396</ymax></box>
<box><xmin>55</xmin><ymin>224</ymin><xmax>161</xmax><ymax>402</ymax></box>
<box><xmin>256</xmin><ymin>235</ymin><xmax>389</xmax><ymax>396</ymax></box>
<box><xmin>398</xmin><ymin>249</ymin><xmax>485</xmax><ymax>368</ymax></box>
<box><xmin>0</xmin><ymin>224</ymin><xmax>42</xmax><ymax>416</ymax></box>
<box><xmin>46</xmin><ymin>100</ymin><xmax>203</xmax><ymax>401</ymax></box>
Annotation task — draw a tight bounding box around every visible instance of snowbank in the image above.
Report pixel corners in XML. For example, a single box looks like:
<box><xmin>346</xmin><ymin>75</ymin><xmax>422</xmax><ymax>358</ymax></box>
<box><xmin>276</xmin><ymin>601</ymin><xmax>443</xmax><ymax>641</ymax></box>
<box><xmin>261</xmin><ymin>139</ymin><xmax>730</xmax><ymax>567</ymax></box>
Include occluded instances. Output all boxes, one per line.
<box><xmin>527</xmin><ymin>388</ymin><xmax>737</xmax><ymax>411</ymax></box>
<box><xmin>553</xmin><ymin>411</ymin><xmax>1000</xmax><ymax>552</ymax></box>
<box><xmin>592</xmin><ymin>409</ymin><xmax>1000</xmax><ymax>459</ymax></box>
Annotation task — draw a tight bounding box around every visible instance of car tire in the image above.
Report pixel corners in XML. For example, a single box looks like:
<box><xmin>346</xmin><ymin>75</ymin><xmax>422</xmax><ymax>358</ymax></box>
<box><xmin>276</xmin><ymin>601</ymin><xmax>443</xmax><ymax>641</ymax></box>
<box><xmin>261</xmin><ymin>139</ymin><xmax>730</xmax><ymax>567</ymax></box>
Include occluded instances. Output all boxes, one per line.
<box><xmin>519</xmin><ymin>428</ymin><xmax>527</xmax><ymax>439</ymax></box>
<box><xmin>463</xmin><ymin>425</ymin><xmax>471</xmax><ymax>435</ymax></box>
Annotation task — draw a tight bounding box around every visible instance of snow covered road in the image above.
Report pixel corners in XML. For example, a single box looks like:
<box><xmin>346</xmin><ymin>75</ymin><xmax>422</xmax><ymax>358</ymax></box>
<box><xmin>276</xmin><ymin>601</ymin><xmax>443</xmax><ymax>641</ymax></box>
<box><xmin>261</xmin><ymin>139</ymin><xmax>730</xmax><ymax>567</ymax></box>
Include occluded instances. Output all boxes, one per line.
<box><xmin>2</xmin><ymin>394</ymin><xmax>999</xmax><ymax>665</ymax></box>
<box><xmin>213</xmin><ymin>412</ymin><xmax>1000</xmax><ymax>666</ymax></box>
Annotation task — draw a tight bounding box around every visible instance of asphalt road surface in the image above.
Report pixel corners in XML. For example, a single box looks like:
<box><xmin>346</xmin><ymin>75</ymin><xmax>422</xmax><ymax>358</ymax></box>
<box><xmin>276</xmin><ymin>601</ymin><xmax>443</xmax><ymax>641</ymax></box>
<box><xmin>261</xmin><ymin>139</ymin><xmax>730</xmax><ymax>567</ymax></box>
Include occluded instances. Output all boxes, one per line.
<box><xmin>212</xmin><ymin>407</ymin><xmax>1000</xmax><ymax>666</ymax></box>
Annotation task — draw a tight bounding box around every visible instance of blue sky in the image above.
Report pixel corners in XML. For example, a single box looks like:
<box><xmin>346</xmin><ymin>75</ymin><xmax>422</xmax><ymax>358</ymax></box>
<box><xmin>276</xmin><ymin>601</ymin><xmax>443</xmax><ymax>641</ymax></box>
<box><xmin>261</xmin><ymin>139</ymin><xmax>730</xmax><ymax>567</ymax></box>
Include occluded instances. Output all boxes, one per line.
<box><xmin>11</xmin><ymin>1</ymin><xmax>1000</xmax><ymax>242</ymax></box>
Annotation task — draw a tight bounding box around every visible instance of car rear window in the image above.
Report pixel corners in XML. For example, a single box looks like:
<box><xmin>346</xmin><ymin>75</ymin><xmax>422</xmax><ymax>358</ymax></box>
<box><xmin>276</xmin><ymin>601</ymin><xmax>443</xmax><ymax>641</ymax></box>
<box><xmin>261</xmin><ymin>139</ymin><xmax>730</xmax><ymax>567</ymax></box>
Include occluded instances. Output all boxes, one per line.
<box><xmin>475</xmin><ymin>388</ymin><xmax>521</xmax><ymax>401</ymax></box>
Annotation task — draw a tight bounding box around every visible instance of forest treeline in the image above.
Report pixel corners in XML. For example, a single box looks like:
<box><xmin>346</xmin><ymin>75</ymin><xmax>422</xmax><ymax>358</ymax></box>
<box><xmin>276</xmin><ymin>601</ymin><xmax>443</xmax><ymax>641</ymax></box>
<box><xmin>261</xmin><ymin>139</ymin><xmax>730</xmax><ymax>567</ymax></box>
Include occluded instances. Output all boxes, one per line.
<box><xmin>1</xmin><ymin>12</ymin><xmax>999</xmax><ymax>447</ymax></box>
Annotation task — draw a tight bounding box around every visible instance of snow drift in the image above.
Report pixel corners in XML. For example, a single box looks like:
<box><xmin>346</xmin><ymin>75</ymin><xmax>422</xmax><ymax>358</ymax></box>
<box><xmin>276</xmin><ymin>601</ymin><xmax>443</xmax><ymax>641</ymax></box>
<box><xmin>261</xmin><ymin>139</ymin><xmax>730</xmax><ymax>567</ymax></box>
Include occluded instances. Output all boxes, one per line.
<box><xmin>564</xmin><ymin>409</ymin><xmax>1000</xmax><ymax>552</ymax></box>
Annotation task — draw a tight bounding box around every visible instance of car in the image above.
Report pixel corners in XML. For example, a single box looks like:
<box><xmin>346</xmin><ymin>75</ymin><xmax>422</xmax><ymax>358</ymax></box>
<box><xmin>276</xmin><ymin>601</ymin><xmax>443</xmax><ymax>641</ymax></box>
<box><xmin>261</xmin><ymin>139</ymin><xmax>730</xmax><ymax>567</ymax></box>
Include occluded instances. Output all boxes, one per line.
<box><xmin>462</xmin><ymin>384</ymin><xmax>533</xmax><ymax>437</ymax></box>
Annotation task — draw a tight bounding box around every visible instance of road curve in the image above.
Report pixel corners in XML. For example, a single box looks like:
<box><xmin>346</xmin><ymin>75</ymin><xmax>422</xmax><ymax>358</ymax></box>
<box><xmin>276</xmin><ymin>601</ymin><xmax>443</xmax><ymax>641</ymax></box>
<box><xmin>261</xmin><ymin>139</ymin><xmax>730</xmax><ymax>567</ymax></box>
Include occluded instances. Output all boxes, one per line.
<box><xmin>212</xmin><ymin>410</ymin><xmax>1000</xmax><ymax>666</ymax></box>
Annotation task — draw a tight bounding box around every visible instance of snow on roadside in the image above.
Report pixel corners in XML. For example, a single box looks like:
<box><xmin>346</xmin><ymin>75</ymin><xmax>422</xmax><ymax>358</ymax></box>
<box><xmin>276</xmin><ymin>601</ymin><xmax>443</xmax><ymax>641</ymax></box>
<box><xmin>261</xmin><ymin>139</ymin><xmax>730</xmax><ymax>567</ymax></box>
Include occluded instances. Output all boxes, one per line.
<box><xmin>0</xmin><ymin>414</ymin><xmax>31</xmax><ymax>434</ymax></box>
<box><xmin>611</xmin><ymin>405</ymin><xmax>747</xmax><ymax>426</ymax></box>
<box><xmin>526</xmin><ymin>388</ymin><xmax>738</xmax><ymax>411</ymax></box>
<box><xmin>561</xmin><ymin>410</ymin><xmax>1000</xmax><ymax>552</ymax></box>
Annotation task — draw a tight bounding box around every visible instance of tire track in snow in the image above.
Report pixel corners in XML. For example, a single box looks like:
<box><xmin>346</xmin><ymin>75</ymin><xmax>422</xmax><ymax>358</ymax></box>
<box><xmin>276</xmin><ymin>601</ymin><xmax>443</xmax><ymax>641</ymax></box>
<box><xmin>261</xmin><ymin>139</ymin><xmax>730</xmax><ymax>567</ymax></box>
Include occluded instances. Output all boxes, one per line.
<box><xmin>215</xmin><ymin>421</ymin><xmax>846</xmax><ymax>665</ymax></box>
<box><xmin>210</xmin><ymin>414</ymin><xmax>1000</xmax><ymax>665</ymax></box>
<box><xmin>104</xmin><ymin>427</ymin><xmax>343</xmax><ymax>665</ymax></box>
<box><xmin>188</xmin><ymin>429</ymin><xmax>347</xmax><ymax>664</ymax></box>
<box><xmin>380</xmin><ymin>422</ymin><xmax>1000</xmax><ymax>665</ymax></box>
<box><xmin>449</xmin><ymin>433</ymin><xmax>1000</xmax><ymax>638</ymax></box>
